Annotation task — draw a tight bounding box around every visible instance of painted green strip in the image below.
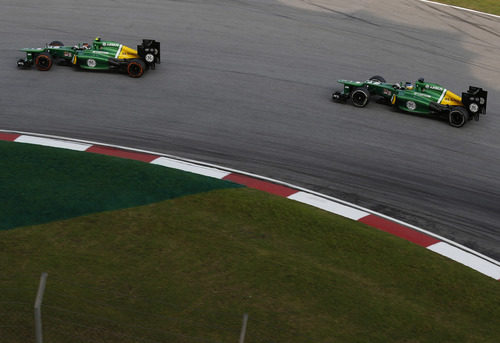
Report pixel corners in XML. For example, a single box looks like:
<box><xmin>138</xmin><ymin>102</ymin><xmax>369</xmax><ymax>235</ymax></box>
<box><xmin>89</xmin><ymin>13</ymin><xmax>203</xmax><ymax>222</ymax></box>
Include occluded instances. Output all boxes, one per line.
<box><xmin>0</xmin><ymin>141</ymin><xmax>241</xmax><ymax>230</ymax></box>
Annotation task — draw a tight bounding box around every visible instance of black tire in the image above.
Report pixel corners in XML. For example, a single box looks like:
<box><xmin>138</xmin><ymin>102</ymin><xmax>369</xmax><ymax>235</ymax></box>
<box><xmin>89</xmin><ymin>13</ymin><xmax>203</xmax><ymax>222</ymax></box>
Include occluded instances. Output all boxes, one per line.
<box><xmin>127</xmin><ymin>59</ymin><xmax>146</xmax><ymax>78</ymax></box>
<box><xmin>35</xmin><ymin>52</ymin><xmax>53</xmax><ymax>71</ymax></box>
<box><xmin>369</xmin><ymin>75</ymin><xmax>386</xmax><ymax>83</ymax></box>
<box><xmin>351</xmin><ymin>87</ymin><xmax>370</xmax><ymax>107</ymax></box>
<box><xmin>449</xmin><ymin>107</ymin><xmax>469</xmax><ymax>128</ymax></box>
<box><xmin>49</xmin><ymin>41</ymin><xmax>64</xmax><ymax>46</ymax></box>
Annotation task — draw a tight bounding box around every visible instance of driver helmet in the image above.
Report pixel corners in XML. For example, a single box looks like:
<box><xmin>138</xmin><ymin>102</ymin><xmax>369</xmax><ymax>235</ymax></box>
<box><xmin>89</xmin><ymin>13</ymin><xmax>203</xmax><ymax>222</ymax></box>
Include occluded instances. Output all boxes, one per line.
<box><xmin>405</xmin><ymin>82</ymin><xmax>414</xmax><ymax>90</ymax></box>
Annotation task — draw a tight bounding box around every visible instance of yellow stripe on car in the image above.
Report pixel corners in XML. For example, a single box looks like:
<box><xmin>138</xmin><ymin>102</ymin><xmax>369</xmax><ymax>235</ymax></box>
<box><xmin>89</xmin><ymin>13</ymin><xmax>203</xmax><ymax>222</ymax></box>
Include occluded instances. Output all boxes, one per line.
<box><xmin>117</xmin><ymin>45</ymin><xmax>139</xmax><ymax>59</ymax></box>
<box><xmin>72</xmin><ymin>55</ymin><xmax>77</xmax><ymax>64</ymax></box>
<box><xmin>391</xmin><ymin>94</ymin><xmax>397</xmax><ymax>105</ymax></box>
<box><xmin>440</xmin><ymin>90</ymin><xmax>463</xmax><ymax>106</ymax></box>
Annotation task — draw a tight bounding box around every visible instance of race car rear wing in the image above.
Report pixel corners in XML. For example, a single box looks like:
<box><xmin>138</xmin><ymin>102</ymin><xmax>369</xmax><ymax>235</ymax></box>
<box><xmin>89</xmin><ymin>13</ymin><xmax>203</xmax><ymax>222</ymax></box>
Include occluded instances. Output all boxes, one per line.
<box><xmin>462</xmin><ymin>86</ymin><xmax>487</xmax><ymax>117</ymax></box>
<box><xmin>137</xmin><ymin>39</ymin><xmax>161</xmax><ymax>68</ymax></box>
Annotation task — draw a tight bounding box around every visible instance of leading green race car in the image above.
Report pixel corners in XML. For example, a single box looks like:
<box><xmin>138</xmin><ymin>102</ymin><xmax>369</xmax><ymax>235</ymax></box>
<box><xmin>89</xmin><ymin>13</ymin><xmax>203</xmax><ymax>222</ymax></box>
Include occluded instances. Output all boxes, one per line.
<box><xmin>17</xmin><ymin>37</ymin><xmax>160</xmax><ymax>78</ymax></box>
<box><xmin>332</xmin><ymin>76</ymin><xmax>487</xmax><ymax>127</ymax></box>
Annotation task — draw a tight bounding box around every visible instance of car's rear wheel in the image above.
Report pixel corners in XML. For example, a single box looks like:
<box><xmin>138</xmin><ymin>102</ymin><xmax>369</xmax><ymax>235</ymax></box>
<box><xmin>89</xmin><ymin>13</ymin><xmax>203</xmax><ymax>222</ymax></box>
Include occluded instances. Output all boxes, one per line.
<box><xmin>369</xmin><ymin>75</ymin><xmax>386</xmax><ymax>83</ymax></box>
<box><xmin>49</xmin><ymin>41</ymin><xmax>64</xmax><ymax>46</ymax></box>
<box><xmin>127</xmin><ymin>59</ymin><xmax>146</xmax><ymax>78</ymax></box>
<box><xmin>351</xmin><ymin>87</ymin><xmax>370</xmax><ymax>107</ymax></box>
<box><xmin>449</xmin><ymin>107</ymin><xmax>468</xmax><ymax>128</ymax></box>
<box><xmin>35</xmin><ymin>52</ymin><xmax>53</xmax><ymax>71</ymax></box>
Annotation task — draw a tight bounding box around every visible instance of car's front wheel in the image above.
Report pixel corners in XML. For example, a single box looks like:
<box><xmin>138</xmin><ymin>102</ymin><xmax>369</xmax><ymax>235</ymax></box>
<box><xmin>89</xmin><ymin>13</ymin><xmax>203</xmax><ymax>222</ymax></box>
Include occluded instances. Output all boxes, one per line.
<box><xmin>127</xmin><ymin>59</ymin><xmax>146</xmax><ymax>78</ymax></box>
<box><xmin>35</xmin><ymin>53</ymin><xmax>53</xmax><ymax>71</ymax></box>
<box><xmin>449</xmin><ymin>107</ymin><xmax>469</xmax><ymax>128</ymax></box>
<box><xmin>351</xmin><ymin>87</ymin><xmax>370</xmax><ymax>107</ymax></box>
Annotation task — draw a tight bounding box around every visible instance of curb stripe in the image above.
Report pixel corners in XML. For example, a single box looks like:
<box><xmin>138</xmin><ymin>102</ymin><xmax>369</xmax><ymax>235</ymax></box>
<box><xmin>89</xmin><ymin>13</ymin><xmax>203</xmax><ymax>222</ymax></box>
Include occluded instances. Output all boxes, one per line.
<box><xmin>359</xmin><ymin>215</ymin><xmax>441</xmax><ymax>247</ymax></box>
<box><xmin>288</xmin><ymin>191</ymin><xmax>368</xmax><ymax>221</ymax></box>
<box><xmin>151</xmin><ymin>156</ymin><xmax>231</xmax><ymax>179</ymax></box>
<box><xmin>223</xmin><ymin>173</ymin><xmax>298</xmax><ymax>197</ymax></box>
<box><xmin>1</xmin><ymin>130</ymin><xmax>499</xmax><ymax>281</ymax></box>
<box><xmin>0</xmin><ymin>133</ymin><xmax>21</xmax><ymax>141</ymax></box>
<box><xmin>428</xmin><ymin>242</ymin><xmax>500</xmax><ymax>280</ymax></box>
<box><xmin>15</xmin><ymin>135</ymin><xmax>91</xmax><ymax>151</ymax></box>
<box><xmin>86</xmin><ymin>145</ymin><xmax>159</xmax><ymax>162</ymax></box>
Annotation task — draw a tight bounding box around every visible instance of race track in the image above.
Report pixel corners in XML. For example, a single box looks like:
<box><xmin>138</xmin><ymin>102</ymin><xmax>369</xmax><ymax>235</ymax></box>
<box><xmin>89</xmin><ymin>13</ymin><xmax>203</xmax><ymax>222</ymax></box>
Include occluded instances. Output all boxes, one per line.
<box><xmin>1</xmin><ymin>0</ymin><xmax>499</xmax><ymax>260</ymax></box>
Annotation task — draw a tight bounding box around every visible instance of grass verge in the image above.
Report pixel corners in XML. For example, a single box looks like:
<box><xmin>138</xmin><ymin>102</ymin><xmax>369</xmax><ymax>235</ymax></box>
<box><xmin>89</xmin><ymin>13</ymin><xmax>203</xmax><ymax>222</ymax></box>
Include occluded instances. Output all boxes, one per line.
<box><xmin>431</xmin><ymin>0</ymin><xmax>500</xmax><ymax>15</ymax></box>
<box><xmin>1</xmin><ymin>141</ymin><xmax>499</xmax><ymax>342</ymax></box>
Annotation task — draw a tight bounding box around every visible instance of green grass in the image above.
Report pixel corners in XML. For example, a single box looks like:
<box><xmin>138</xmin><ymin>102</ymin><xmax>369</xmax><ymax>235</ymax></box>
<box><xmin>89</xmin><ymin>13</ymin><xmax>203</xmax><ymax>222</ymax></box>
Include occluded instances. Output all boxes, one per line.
<box><xmin>432</xmin><ymin>0</ymin><xmax>500</xmax><ymax>15</ymax></box>
<box><xmin>1</xmin><ymin>141</ymin><xmax>499</xmax><ymax>342</ymax></box>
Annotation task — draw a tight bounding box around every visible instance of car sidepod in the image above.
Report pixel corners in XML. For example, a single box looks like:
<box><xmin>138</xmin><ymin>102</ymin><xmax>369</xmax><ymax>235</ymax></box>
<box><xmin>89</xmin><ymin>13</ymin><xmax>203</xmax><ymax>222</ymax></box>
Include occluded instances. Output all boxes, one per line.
<box><xmin>393</xmin><ymin>91</ymin><xmax>434</xmax><ymax>115</ymax></box>
<box><xmin>74</xmin><ymin>51</ymin><xmax>110</xmax><ymax>70</ymax></box>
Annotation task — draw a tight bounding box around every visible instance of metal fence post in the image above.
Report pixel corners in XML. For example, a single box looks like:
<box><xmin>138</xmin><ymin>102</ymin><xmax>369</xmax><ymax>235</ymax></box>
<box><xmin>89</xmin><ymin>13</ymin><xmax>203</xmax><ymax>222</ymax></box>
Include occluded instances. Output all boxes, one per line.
<box><xmin>239</xmin><ymin>313</ymin><xmax>248</xmax><ymax>343</ymax></box>
<box><xmin>34</xmin><ymin>272</ymin><xmax>48</xmax><ymax>343</ymax></box>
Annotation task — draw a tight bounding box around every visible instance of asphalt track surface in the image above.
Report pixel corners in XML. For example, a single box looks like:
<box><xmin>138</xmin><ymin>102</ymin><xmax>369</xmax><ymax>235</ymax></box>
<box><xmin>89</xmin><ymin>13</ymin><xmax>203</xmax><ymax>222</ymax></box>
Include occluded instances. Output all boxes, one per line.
<box><xmin>1</xmin><ymin>1</ymin><xmax>499</xmax><ymax>260</ymax></box>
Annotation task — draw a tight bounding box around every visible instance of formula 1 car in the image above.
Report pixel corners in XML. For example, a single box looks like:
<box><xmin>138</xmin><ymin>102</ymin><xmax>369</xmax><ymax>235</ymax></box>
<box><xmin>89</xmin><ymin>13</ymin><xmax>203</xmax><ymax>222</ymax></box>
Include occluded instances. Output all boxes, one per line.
<box><xmin>17</xmin><ymin>37</ymin><xmax>160</xmax><ymax>78</ymax></box>
<box><xmin>332</xmin><ymin>76</ymin><xmax>487</xmax><ymax>127</ymax></box>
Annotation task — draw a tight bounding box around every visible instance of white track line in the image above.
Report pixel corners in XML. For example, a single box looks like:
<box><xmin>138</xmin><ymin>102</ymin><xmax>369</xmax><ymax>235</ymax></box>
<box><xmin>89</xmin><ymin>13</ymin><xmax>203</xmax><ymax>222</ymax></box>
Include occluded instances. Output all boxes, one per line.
<box><xmin>417</xmin><ymin>0</ymin><xmax>500</xmax><ymax>19</ymax></box>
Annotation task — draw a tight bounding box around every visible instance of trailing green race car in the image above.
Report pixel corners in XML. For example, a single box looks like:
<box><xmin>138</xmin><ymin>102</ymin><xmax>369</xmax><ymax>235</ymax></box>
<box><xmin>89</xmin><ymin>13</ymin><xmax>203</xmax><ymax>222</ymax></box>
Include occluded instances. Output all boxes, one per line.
<box><xmin>17</xmin><ymin>37</ymin><xmax>160</xmax><ymax>78</ymax></box>
<box><xmin>332</xmin><ymin>76</ymin><xmax>487</xmax><ymax>127</ymax></box>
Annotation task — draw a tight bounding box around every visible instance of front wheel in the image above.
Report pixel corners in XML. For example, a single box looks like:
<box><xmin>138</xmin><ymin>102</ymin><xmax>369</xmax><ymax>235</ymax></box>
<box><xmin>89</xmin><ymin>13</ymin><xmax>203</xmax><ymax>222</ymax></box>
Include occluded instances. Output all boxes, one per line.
<box><xmin>35</xmin><ymin>52</ymin><xmax>53</xmax><ymax>71</ymax></box>
<box><xmin>351</xmin><ymin>87</ymin><xmax>370</xmax><ymax>107</ymax></box>
<box><xmin>449</xmin><ymin>107</ymin><xmax>469</xmax><ymax>128</ymax></box>
<box><xmin>127</xmin><ymin>59</ymin><xmax>146</xmax><ymax>78</ymax></box>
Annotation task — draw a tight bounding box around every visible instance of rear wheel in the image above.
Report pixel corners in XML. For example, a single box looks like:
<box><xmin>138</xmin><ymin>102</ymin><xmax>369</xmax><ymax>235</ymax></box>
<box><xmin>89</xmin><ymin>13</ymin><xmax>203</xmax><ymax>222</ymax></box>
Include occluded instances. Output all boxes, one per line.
<box><xmin>35</xmin><ymin>52</ymin><xmax>53</xmax><ymax>71</ymax></box>
<box><xmin>351</xmin><ymin>87</ymin><xmax>370</xmax><ymax>107</ymax></box>
<box><xmin>127</xmin><ymin>59</ymin><xmax>146</xmax><ymax>78</ymax></box>
<box><xmin>49</xmin><ymin>41</ymin><xmax>64</xmax><ymax>46</ymax></box>
<box><xmin>449</xmin><ymin>107</ymin><xmax>468</xmax><ymax>128</ymax></box>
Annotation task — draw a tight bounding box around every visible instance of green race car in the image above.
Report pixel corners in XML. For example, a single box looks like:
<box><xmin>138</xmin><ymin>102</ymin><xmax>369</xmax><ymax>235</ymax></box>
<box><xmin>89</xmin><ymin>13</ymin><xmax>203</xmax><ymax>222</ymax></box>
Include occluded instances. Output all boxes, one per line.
<box><xmin>332</xmin><ymin>76</ymin><xmax>487</xmax><ymax>127</ymax></box>
<box><xmin>17</xmin><ymin>37</ymin><xmax>160</xmax><ymax>78</ymax></box>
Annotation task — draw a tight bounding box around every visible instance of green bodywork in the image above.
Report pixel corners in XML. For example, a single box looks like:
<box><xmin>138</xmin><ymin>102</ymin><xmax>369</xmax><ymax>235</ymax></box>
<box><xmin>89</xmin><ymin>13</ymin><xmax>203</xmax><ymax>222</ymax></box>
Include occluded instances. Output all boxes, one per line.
<box><xmin>18</xmin><ymin>38</ymin><xmax>160</xmax><ymax>77</ymax></box>
<box><xmin>338</xmin><ymin>79</ymin><xmax>453</xmax><ymax>113</ymax></box>
<box><xmin>332</xmin><ymin>77</ymin><xmax>487</xmax><ymax>127</ymax></box>
<box><xmin>22</xmin><ymin>41</ymin><xmax>123</xmax><ymax>69</ymax></box>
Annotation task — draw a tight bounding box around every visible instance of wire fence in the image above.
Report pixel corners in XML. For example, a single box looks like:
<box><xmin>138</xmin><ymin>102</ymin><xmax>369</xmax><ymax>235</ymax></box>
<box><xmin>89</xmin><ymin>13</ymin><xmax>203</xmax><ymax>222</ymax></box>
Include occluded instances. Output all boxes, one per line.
<box><xmin>1</xmin><ymin>274</ymin><xmax>255</xmax><ymax>343</ymax></box>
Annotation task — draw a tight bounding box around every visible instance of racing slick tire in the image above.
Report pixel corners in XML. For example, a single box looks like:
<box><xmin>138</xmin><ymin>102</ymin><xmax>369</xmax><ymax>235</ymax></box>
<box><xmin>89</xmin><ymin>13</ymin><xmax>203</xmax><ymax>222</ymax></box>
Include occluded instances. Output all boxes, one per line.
<box><xmin>49</xmin><ymin>41</ymin><xmax>64</xmax><ymax>46</ymax></box>
<box><xmin>127</xmin><ymin>59</ymin><xmax>146</xmax><ymax>78</ymax></box>
<box><xmin>448</xmin><ymin>107</ymin><xmax>469</xmax><ymax>128</ymax></box>
<box><xmin>35</xmin><ymin>52</ymin><xmax>53</xmax><ymax>71</ymax></box>
<box><xmin>351</xmin><ymin>87</ymin><xmax>370</xmax><ymax>107</ymax></box>
<box><xmin>369</xmin><ymin>75</ymin><xmax>386</xmax><ymax>83</ymax></box>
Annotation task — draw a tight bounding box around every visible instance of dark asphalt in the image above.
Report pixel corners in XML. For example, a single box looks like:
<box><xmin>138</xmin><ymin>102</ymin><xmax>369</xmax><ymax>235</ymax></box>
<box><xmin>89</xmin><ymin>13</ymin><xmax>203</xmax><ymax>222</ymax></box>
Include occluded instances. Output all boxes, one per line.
<box><xmin>1</xmin><ymin>0</ymin><xmax>499</xmax><ymax>259</ymax></box>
